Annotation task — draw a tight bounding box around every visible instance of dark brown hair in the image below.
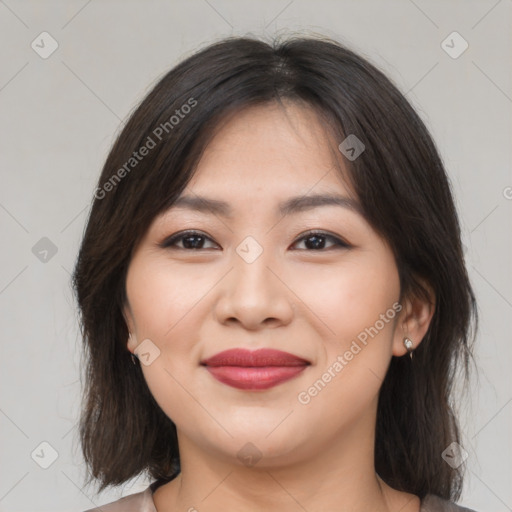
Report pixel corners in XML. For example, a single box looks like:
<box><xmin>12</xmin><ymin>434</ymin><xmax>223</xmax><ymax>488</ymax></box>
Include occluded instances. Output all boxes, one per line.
<box><xmin>72</xmin><ymin>34</ymin><xmax>478</xmax><ymax>499</ymax></box>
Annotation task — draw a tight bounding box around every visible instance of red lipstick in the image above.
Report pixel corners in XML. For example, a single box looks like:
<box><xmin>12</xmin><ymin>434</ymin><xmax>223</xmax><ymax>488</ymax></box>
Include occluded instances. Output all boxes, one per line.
<box><xmin>201</xmin><ymin>348</ymin><xmax>310</xmax><ymax>390</ymax></box>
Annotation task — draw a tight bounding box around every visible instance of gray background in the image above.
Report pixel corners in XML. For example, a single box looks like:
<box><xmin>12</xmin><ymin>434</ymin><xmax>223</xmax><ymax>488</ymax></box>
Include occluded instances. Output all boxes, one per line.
<box><xmin>0</xmin><ymin>1</ymin><xmax>511</xmax><ymax>511</ymax></box>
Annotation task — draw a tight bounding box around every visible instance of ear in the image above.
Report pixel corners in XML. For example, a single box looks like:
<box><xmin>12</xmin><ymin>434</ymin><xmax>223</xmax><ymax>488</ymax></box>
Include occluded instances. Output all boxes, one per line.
<box><xmin>123</xmin><ymin>302</ymin><xmax>138</xmax><ymax>354</ymax></box>
<box><xmin>392</xmin><ymin>278</ymin><xmax>436</xmax><ymax>357</ymax></box>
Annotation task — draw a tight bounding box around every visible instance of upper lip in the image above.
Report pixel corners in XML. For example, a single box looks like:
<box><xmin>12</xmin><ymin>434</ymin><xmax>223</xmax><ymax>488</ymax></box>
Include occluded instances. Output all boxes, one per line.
<box><xmin>201</xmin><ymin>348</ymin><xmax>310</xmax><ymax>367</ymax></box>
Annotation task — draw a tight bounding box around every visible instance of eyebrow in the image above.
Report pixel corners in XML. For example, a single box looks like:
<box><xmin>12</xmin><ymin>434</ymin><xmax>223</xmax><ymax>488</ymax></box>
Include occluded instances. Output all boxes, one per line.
<box><xmin>170</xmin><ymin>193</ymin><xmax>363</xmax><ymax>218</ymax></box>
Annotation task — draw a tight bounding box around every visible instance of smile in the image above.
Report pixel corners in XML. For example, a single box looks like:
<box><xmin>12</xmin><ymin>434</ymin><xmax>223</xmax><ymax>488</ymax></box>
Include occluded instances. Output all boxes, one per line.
<box><xmin>201</xmin><ymin>348</ymin><xmax>310</xmax><ymax>390</ymax></box>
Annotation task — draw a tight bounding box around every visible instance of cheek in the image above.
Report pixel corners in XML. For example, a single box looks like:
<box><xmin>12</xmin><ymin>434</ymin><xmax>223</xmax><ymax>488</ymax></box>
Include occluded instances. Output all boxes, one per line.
<box><xmin>126</xmin><ymin>257</ymin><xmax>215</xmax><ymax>403</ymax></box>
<box><xmin>291</xmin><ymin>252</ymin><xmax>400</xmax><ymax>347</ymax></box>
<box><xmin>126</xmin><ymin>257</ymin><xmax>214</xmax><ymax>340</ymax></box>
<box><xmin>127</xmin><ymin>259</ymin><xmax>207</xmax><ymax>421</ymax></box>
<box><xmin>291</xmin><ymin>251</ymin><xmax>400</xmax><ymax>419</ymax></box>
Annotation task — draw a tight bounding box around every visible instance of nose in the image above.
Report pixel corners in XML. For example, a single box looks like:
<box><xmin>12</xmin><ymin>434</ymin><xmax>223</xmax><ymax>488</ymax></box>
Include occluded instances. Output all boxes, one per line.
<box><xmin>213</xmin><ymin>248</ymin><xmax>294</xmax><ymax>331</ymax></box>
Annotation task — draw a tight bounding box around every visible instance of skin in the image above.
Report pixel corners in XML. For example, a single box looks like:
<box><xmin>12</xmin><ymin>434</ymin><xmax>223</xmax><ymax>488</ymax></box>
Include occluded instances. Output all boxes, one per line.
<box><xmin>124</xmin><ymin>102</ymin><xmax>435</xmax><ymax>512</ymax></box>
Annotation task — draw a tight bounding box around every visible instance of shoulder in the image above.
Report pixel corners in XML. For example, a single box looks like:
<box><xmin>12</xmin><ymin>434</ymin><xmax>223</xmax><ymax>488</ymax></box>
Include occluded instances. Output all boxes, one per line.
<box><xmin>81</xmin><ymin>485</ymin><xmax>156</xmax><ymax>512</ymax></box>
<box><xmin>421</xmin><ymin>494</ymin><xmax>479</xmax><ymax>512</ymax></box>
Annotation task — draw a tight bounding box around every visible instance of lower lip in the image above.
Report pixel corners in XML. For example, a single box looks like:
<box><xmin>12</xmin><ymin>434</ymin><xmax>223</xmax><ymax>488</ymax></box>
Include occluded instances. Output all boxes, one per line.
<box><xmin>204</xmin><ymin>365</ymin><xmax>308</xmax><ymax>390</ymax></box>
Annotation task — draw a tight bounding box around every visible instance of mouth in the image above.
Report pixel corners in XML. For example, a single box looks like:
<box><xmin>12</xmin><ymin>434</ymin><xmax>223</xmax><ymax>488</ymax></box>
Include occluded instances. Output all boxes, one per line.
<box><xmin>200</xmin><ymin>348</ymin><xmax>310</xmax><ymax>390</ymax></box>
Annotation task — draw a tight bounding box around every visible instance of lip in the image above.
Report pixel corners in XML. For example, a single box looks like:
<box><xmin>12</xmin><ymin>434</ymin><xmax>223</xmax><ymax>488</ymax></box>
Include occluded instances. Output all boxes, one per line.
<box><xmin>201</xmin><ymin>348</ymin><xmax>310</xmax><ymax>390</ymax></box>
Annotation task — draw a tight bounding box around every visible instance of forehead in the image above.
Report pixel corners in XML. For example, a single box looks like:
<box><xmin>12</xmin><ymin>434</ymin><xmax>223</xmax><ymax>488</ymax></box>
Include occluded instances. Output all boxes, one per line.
<box><xmin>185</xmin><ymin>101</ymin><xmax>355</xmax><ymax>198</ymax></box>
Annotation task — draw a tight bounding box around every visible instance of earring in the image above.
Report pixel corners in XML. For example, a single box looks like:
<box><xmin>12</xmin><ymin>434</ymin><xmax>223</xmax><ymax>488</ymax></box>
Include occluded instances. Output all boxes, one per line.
<box><xmin>403</xmin><ymin>337</ymin><xmax>414</xmax><ymax>359</ymax></box>
<box><xmin>128</xmin><ymin>332</ymin><xmax>138</xmax><ymax>365</ymax></box>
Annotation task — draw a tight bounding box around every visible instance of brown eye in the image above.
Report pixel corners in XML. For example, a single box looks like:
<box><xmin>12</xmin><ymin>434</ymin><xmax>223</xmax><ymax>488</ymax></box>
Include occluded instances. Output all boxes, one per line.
<box><xmin>161</xmin><ymin>230</ymin><xmax>219</xmax><ymax>250</ymax></box>
<box><xmin>160</xmin><ymin>229</ymin><xmax>350</xmax><ymax>252</ymax></box>
<box><xmin>291</xmin><ymin>231</ymin><xmax>350</xmax><ymax>251</ymax></box>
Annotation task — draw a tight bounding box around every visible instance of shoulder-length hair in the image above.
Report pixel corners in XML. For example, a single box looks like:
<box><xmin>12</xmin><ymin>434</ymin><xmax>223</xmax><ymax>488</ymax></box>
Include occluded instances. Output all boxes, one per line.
<box><xmin>72</xmin><ymin>34</ymin><xmax>478</xmax><ymax>499</ymax></box>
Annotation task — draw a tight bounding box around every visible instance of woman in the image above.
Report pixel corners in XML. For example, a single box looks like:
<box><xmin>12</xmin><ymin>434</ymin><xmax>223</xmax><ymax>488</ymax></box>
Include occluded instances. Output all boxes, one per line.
<box><xmin>74</xmin><ymin>35</ymin><xmax>479</xmax><ymax>512</ymax></box>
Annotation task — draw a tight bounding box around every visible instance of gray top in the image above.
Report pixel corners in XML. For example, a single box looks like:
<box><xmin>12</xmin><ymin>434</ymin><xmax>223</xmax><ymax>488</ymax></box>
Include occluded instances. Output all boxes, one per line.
<box><xmin>82</xmin><ymin>485</ymin><xmax>479</xmax><ymax>512</ymax></box>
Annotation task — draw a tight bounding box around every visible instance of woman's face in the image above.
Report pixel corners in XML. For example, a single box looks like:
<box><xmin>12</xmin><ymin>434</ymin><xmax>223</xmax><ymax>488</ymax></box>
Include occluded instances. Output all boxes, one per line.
<box><xmin>124</xmin><ymin>102</ymin><xmax>410</xmax><ymax>468</ymax></box>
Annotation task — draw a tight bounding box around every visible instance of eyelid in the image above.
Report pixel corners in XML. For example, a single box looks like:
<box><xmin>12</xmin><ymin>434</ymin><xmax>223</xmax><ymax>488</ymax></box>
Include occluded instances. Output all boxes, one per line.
<box><xmin>291</xmin><ymin>229</ymin><xmax>350</xmax><ymax>250</ymax></box>
<box><xmin>160</xmin><ymin>229</ymin><xmax>350</xmax><ymax>251</ymax></box>
<box><xmin>159</xmin><ymin>229</ymin><xmax>219</xmax><ymax>249</ymax></box>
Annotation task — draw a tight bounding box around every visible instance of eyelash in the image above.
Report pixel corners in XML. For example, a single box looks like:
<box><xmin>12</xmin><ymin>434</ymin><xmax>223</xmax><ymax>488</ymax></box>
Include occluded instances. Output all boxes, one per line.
<box><xmin>160</xmin><ymin>229</ymin><xmax>350</xmax><ymax>251</ymax></box>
